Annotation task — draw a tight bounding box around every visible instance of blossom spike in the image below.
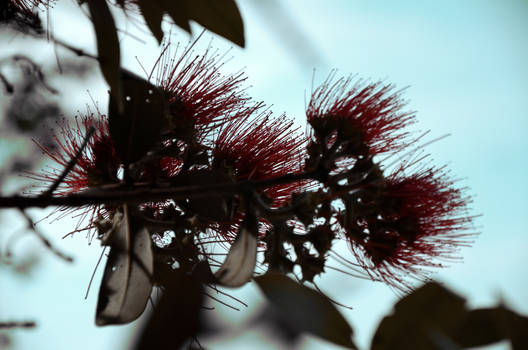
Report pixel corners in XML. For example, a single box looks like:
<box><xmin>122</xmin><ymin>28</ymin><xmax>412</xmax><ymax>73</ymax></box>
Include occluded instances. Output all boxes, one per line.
<box><xmin>307</xmin><ymin>75</ymin><xmax>415</xmax><ymax>155</ymax></box>
<box><xmin>153</xmin><ymin>41</ymin><xmax>250</xmax><ymax>140</ymax></box>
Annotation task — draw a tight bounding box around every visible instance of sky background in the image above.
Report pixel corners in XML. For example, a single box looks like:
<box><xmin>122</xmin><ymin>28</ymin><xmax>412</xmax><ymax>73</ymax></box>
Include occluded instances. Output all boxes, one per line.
<box><xmin>1</xmin><ymin>0</ymin><xmax>527</xmax><ymax>349</ymax></box>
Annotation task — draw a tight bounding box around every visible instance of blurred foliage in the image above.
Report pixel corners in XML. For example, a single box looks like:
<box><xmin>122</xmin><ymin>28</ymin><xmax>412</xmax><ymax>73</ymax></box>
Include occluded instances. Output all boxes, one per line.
<box><xmin>371</xmin><ymin>282</ymin><xmax>528</xmax><ymax>350</ymax></box>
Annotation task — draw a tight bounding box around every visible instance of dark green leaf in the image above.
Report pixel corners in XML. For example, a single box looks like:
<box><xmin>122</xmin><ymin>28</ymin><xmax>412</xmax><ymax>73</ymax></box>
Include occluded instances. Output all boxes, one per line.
<box><xmin>506</xmin><ymin>306</ymin><xmax>528</xmax><ymax>350</ymax></box>
<box><xmin>96</xmin><ymin>204</ymin><xmax>154</xmax><ymax>325</ymax></box>
<box><xmin>134</xmin><ymin>268</ymin><xmax>204</xmax><ymax>349</ymax></box>
<box><xmin>371</xmin><ymin>282</ymin><xmax>467</xmax><ymax>350</ymax></box>
<box><xmin>371</xmin><ymin>283</ymin><xmax>528</xmax><ymax>350</ymax></box>
<box><xmin>255</xmin><ymin>273</ymin><xmax>357</xmax><ymax>349</ymax></box>
<box><xmin>451</xmin><ymin>307</ymin><xmax>507</xmax><ymax>347</ymax></box>
<box><xmin>160</xmin><ymin>0</ymin><xmax>191</xmax><ymax>33</ymax></box>
<box><xmin>87</xmin><ymin>0</ymin><xmax>121</xmax><ymax>110</ymax></box>
<box><xmin>186</xmin><ymin>0</ymin><xmax>245</xmax><ymax>47</ymax></box>
<box><xmin>108</xmin><ymin>70</ymin><xmax>166</xmax><ymax>164</ymax></box>
<box><xmin>137</xmin><ymin>0</ymin><xmax>165</xmax><ymax>44</ymax></box>
<box><xmin>249</xmin><ymin>305</ymin><xmax>303</xmax><ymax>345</ymax></box>
<box><xmin>452</xmin><ymin>305</ymin><xmax>528</xmax><ymax>349</ymax></box>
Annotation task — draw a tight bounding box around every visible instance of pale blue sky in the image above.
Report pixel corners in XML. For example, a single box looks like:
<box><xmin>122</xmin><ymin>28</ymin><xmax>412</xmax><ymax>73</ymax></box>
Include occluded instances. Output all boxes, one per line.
<box><xmin>1</xmin><ymin>1</ymin><xmax>527</xmax><ymax>349</ymax></box>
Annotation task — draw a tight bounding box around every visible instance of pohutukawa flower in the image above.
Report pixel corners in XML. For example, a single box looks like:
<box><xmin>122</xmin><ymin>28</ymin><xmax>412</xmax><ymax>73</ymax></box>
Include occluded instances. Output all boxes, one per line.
<box><xmin>306</xmin><ymin>73</ymin><xmax>415</xmax><ymax>156</ymax></box>
<box><xmin>213</xmin><ymin>104</ymin><xmax>308</xmax><ymax>207</ymax></box>
<box><xmin>208</xmin><ymin>104</ymin><xmax>311</xmax><ymax>240</ymax></box>
<box><xmin>151</xmin><ymin>40</ymin><xmax>250</xmax><ymax>141</ymax></box>
<box><xmin>28</xmin><ymin>112</ymin><xmax>120</xmax><ymax>195</ymax></box>
<box><xmin>9</xmin><ymin>0</ymin><xmax>48</xmax><ymax>13</ymax></box>
<box><xmin>26</xmin><ymin>111</ymin><xmax>121</xmax><ymax>237</ymax></box>
<box><xmin>342</xmin><ymin>162</ymin><xmax>473</xmax><ymax>290</ymax></box>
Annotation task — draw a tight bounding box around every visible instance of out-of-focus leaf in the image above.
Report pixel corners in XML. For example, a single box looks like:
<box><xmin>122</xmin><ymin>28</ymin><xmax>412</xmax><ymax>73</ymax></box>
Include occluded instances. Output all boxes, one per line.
<box><xmin>96</xmin><ymin>204</ymin><xmax>153</xmax><ymax>326</ymax></box>
<box><xmin>127</xmin><ymin>0</ymin><xmax>243</xmax><ymax>46</ymax></box>
<box><xmin>108</xmin><ymin>70</ymin><xmax>165</xmax><ymax>164</ymax></box>
<box><xmin>255</xmin><ymin>273</ymin><xmax>357</xmax><ymax>349</ymax></box>
<box><xmin>452</xmin><ymin>305</ymin><xmax>528</xmax><ymax>350</ymax></box>
<box><xmin>215</xmin><ymin>219</ymin><xmax>257</xmax><ymax>287</ymax></box>
<box><xmin>451</xmin><ymin>308</ymin><xmax>506</xmax><ymax>347</ymax></box>
<box><xmin>186</xmin><ymin>0</ymin><xmax>245</xmax><ymax>47</ymax></box>
<box><xmin>87</xmin><ymin>0</ymin><xmax>121</xmax><ymax>110</ymax></box>
<box><xmin>371</xmin><ymin>282</ymin><xmax>467</xmax><ymax>350</ymax></box>
<box><xmin>134</xmin><ymin>267</ymin><xmax>204</xmax><ymax>349</ymax></box>
<box><xmin>506</xmin><ymin>307</ymin><xmax>528</xmax><ymax>350</ymax></box>
<box><xmin>160</xmin><ymin>0</ymin><xmax>191</xmax><ymax>33</ymax></box>
<box><xmin>372</xmin><ymin>283</ymin><xmax>528</xmax><ymax>350</ymax></box>
<box><xmin>248</xmin><ymin>304</ymin><xmax>303</xmax><ymax>345</ymax></box>
<box><xmin>137</xmin><ymin>0</ymin><xmax>165</xmax><ymax>44</ymax></box>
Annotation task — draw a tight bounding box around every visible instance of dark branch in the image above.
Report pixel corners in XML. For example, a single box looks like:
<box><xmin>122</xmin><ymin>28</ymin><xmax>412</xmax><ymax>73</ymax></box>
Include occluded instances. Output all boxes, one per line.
<box><xmin>0</xmin><ymin>170</ymin><xmax>318</xmax><ymax>210</ymax></box>
<box><xmin>18</xmin><ymin>210</ymin><xmax>74</xmax><ymax>263</ymax></box>
<box><xmin>0</xmin><ymin>321</ymin><xmax>36</xmax><ymax>329</ymax></box>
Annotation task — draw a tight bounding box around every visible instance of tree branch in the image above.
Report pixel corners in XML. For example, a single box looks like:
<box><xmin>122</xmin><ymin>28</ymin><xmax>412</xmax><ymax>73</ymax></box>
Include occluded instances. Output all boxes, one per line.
<box><xmin>0</xmin><ymin>170</ymin><xmax>318</xmax><ymax>210</ymax></box>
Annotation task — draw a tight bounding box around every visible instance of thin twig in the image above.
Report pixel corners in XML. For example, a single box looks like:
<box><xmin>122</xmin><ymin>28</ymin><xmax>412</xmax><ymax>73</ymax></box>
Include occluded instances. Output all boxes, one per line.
<box><xmin>0</xmin><ymin>321</ymin><xmax>36</xmax><ymax>329</ymax></box>
<box><xmin>18</xmin><ymin>209</ymin><xmax>74</xmax><ymax>263</ymax></box>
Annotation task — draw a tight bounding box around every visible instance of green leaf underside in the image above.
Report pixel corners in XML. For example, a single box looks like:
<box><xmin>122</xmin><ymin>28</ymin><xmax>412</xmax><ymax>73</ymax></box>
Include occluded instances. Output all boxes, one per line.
<box><xmin>87</xmin><ymin>0</ymin><xmax>121</xmax><ymax>110</ymax></box>
<box><xmin>96</xmin><ymin>204</ymin><xmax>153</xmax><ymax>326</ymax></box>
<box><xmin>215</xmin><ymin>226</ymin><xmax>257</xmax><ymax>287</ymax></box>
<box><xmin>255</xmin><ymin>273</ymin><xmax>357</xmax><ymax>349</ymax></box>
<box><xmin>108</xmin><ymin>70</ymin><xmax>165</xmax><ymax>164</ymax></box>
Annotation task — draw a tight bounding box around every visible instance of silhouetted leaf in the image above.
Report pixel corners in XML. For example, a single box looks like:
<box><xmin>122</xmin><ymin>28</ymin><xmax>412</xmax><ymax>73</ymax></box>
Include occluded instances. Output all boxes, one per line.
<box><xmin>452</xmin><ymin>308</ymin><xmax>506</xmax><ymax>347</ymax></box>
<box><xmin>255</xmin><ymin>273</ymin><xmax>357</xmax><ymax>349</ymax></box>
<box><xmin>108</xmin><ymin>70</ymin><xmax>166</xmax><ymax>164</ymax></box>
<box><xmin>160</xmin><ymin>0</ymin><xmax>191</xmax><ymax>33</ymax></box>
<box><xmin>371</xmin><ymin>282</ymin><xmax>467</xmax><ymax>350</ymax></box>
<box><xmin>137</xmin><ymin>0</ymin><xmax>165</xmax><ymax>44</ymax></box>
<box><xmin>248</xmin><ymin>304</ymin><xmax>303</xmax><ymax>345</ymax></box>
<box><xmin>371</xmin><ymin>283</ymin><xmax>528</xmax><ymax>350</ymax></box>
<box><xmin>187</xmin><ymin>0</ymin><xmax>245</xmax><ymax>47</ymax></box>
<box><xmin>506</xmin><ymin>306</ymin><xmax>528</xmax><ymax>350</ymax></box>
<box><xmin>453</xmin><ymin>305</ymin><xmax>528</xmax><ymax>350</ymax></box>
<box><xmin>215</xmin><ymin>216</ymin><xmax>258</xmax><ymax>287</ymax></box>
<box><xmin>96</xmin><ymin>204</ymin><xmax>154</xmax><ymax>325</ymax></box>
<box><xmin>87</xmin><ymin>0</ymin><xmax>121</xmax><ymax>109</ymax></box>
<box><xmin>134</xmin><ymin>268</ymin><xmax>204</xmax><ymax>349</ymax></box>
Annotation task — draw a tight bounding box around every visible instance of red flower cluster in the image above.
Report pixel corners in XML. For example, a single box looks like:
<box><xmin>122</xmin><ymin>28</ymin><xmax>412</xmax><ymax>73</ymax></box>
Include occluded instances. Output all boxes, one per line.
<box><xmin>30</xmin><ymin>46</ymin><xmax>473</xmax><ymax>290</ymax></box>
<box><xmin>306</xmin><ymin>74</ymin><xmax>473</xmax><ymax>288</ymax></box>
<box><xmin>212</xmin><ymin>104</ymin><xmax>308</xmax><ymax>207</ymax></box>
<box><xmin>9</xmin><ymin>0</ymin><xmax>47</xmax><ymax>13</ymax></box>
<box><xmin>152</xmin><ymin>42</ymin><xmax>249</xmax><ymax>140</ymax></box>
<box><xmin>307</xmin><ymin>73</ymin><xmax>415</xmax><ymax>155</ymax></box>
<box><xmin>343</xmin><ymin>165</ymin><xmax>472</xmax><ymax>289</ymax></box>
<box><xmin>28</xmin><ymin>111</ymin><xmax>119</xmax><ymax>196</ymax></box>
<box><xmin>206</xmin><ymin>103</ymin><xmax>311</xmax><ymax>242</ymax></box>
